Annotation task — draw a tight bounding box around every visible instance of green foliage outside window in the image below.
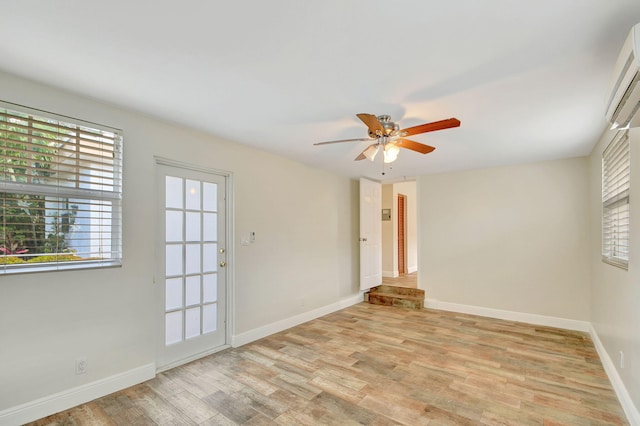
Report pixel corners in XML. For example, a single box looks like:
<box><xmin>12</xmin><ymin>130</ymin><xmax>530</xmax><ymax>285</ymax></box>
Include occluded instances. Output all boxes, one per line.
<box><xmin>1</xmin><ymin>114</ymin><xmax>78</xmax><ymax>262</ymax></box>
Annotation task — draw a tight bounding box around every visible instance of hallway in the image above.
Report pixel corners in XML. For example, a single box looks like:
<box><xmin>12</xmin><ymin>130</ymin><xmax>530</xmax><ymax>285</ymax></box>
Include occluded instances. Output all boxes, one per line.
<box><xmin>382</xmin><ymin>272</ymin><xmax>417</xmax><ymax>288</ymax></box>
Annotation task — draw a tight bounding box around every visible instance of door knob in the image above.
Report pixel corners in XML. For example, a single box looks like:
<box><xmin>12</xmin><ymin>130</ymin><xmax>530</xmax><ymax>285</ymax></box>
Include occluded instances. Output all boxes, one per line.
<box><xmin>219</xmin><ymin>261</ymin><xmax>227</xmax><ymax>268</ymax></box>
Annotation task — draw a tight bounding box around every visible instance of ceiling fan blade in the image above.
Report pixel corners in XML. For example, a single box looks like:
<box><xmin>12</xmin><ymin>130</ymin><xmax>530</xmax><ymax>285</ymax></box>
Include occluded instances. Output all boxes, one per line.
<box><xmin>356</xmin><ymin>113</ymin><xmax>384</xmax><ymax>136</ymax></box>
<box><xmin>395</xmin><ymin>138</ymin><xmax>436</xmax><ymax>154</ymax></box>
<box><xmin>400</xmin><ymin>118</ymin><xmax>461</xmax><ymax>137</ymax></box>
<box><xmin>314</xmin><ymin>137</ymin><xmax>372</xmax><ymax>146</ymax></box>
<box><xmin>355</xmin><ymin>143</ymin><xmax>379</xmax><ymax>161</ymax></box>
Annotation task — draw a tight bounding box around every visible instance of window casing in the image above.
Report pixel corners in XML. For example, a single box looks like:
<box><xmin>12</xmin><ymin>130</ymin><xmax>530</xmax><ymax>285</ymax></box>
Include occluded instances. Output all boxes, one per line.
<box><xmin>0</xmin><ymin>101</ymin><xmax>122</xmax><ymax>274</ymax></box>
<box><xmin>602</xmin><ymin>130</ymin><xmax>630</xmax><ymax>269</ymax></box>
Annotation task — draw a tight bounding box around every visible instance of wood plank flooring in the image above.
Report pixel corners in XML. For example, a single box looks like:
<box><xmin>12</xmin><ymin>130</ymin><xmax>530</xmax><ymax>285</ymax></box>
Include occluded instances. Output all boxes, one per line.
<box><xmin>29</xmin><ymin>303</ymin><xmax>627</xmax><ymax>425</ymax></box>
<box><xmin>381</xmin><ymin>272</ymin><xmax>417</xmax><ymax>289</ymax></box>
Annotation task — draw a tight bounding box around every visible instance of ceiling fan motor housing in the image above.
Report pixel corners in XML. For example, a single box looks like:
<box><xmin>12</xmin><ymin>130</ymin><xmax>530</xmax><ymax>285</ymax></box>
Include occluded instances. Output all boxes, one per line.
<box><xmin>368</xmin><ymin>115</ymin><xmax>400</xmax><ymax>137</ymax></box>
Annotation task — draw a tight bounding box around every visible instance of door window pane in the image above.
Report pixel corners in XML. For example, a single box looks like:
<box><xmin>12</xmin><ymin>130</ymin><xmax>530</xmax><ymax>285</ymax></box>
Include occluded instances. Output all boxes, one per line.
<box><xmin>166</xmin><ymin>210</ymin><xmax>183</xmax><ymax>242</ymax></box>
<box><xmin>185</xmin><ymin>307</ymin><xmax>201</xmax><ymax>339</ymax></box>
<box><xmin>165</xmin><ymin>311</ymin><xmax>183</xmax><ymax>345</ymax></box>
<box><xmin>165</xmin><ymin>278</ymin><xmax>183</xmax><ymax>310</ymax></box>
<box><xmin>203</xmin><ymin>274</ymin><xmax>217</xmax><ymax>303</ymax></box>
<box><xmin>166</xmin><ymin>176</ymin><xmax>183</xmax><ymax>209</ymax></box>
<box><xmin>203</xmin><ymin>212</ymin><xmax>217</xmax><ymax>241</ymax></box>
<box><xmin>186</xmin><ymin>211</ymin><xmax>201</xmax><ymax>241</ymax></box>
<box><xmin>185</xmin><ymin>275</ymin><xmax>200</xmax><ymax>306</ymax></box>
<box><xmin>165</xmin><ymin>245</ymin><xmax>183</xmax><ymax>276</ymax></box>
<box><xmin>185</xmin><ymin>179</ymin><xmax>201</xmax><ymax>210</ymax></box>
<box><xmin>203</xmin><ymin>182</ymin><xmax>217</xmax><ymax>212</ymax></box>
<box><xmin>185</xmin><ymin>244</ymin><xmax>201</xmax><ymax>275</ymax></box>
<box><xmin>203</xmin><ymin>304</ymin><xmax>217</xmax><ymax>334</ymax></box>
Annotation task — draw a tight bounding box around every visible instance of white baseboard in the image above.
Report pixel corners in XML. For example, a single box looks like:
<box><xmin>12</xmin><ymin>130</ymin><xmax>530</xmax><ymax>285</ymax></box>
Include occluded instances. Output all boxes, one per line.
<box><xmin>407</xmin><ymin>266</ymin><xmax>418</xmax><ymax>274</ymax></box>
<box><xmin>232</xmin><ymin>293</ymin><xmax>363</xmax><ymax>347</ymax></box>
<box><xmin>425</xmin><ymin>298</ymin><xmax>591</xmax><ymax>332</ymax></box>
<box><xmin>382</xmin><ymin>270</ymin><xmax>399</xmax><ymax>278</ymax></box>
<box><xmin>0</xmin><ymin>363</ymin><xmax>155</xmax><ymax>426</ymax></box>
<box><xmin>589</xmin><ymin>325</ymin><xmax>640</xmax><ymax>426</ymax></box>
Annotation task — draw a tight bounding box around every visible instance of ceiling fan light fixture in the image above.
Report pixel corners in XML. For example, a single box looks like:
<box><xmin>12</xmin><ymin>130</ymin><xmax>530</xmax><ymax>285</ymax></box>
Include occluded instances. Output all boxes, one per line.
<box><xmin>383</xmin><ymin>144</ymin><xmax>400</xmax><ymax>163</ymax></box>
<box><xmin>314</xmin><ymin>113</ymin><xmax>461</xmax><ymax>164</ymax></box>
<box><xmin>363</xmin><ymin>145</ymin><xmax>380</xmax><ymax>161</ymax></box>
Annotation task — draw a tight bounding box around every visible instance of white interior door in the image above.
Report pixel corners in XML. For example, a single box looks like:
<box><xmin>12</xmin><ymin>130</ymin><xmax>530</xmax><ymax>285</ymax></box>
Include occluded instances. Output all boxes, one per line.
<box><xmin>360</xmin><ymin>178</ymin><xmax>382</xmax><ymax>290</ymax></box>
<box><xmin>157</xmin><ymin>163</ymin><xmax>228</xmax><ymax>370</ymax></box>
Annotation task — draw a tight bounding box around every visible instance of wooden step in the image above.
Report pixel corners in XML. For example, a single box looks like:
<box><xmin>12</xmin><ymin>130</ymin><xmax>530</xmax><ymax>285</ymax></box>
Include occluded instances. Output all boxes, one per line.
<box><xmin>365</xmin><ymin>285</ymin><xmax>425</xmax><ymax>310</ymax></box>
<box><xmin>370</xmin><ymin>285</ymin><xmax>424</xmax><ymax>297</ymax></box>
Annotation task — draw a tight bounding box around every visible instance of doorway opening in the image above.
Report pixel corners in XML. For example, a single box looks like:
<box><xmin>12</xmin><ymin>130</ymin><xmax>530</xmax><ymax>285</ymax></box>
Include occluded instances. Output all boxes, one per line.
<box><xmin>381</xmin><ymin>181</ymin><xmax>417</xmax><ymax>289</ymax></box>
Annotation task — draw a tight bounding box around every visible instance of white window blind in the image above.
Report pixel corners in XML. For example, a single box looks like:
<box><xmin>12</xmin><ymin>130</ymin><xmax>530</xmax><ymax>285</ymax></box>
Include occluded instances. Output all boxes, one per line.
<box><xmin>0</xmin><ymin>101</ymin><xmax>122</xmax><ymax>274</ymax></box>
<box><xmin>602</xmin><ymin>130</ymin><xmax>630</xmax><ymax>269</ymax></box>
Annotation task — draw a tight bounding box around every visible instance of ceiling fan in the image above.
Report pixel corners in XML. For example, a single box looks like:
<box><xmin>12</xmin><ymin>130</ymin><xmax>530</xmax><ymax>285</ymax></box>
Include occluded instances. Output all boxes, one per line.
<box><xmin>314</xmin><ymin>114</ymin><xmax>461</xmax><ymax>163</ymax></box>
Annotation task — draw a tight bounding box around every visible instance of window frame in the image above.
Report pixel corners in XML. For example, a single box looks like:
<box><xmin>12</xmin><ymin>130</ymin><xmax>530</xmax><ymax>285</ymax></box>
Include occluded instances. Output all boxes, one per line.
<box><xmin>602</xmin><ymin>130</ymin><xmax>630</xmax><ymax>269</ymax></box>
<box><xmin>0</xmin><ymin>101</ymin><xmax>123</xmax><ymax>275</ymax></box>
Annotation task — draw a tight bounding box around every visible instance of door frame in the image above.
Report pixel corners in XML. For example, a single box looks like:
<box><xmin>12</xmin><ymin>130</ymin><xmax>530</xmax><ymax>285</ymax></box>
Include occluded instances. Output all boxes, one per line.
<box><xmin>154</xmin><ymin>156</ymin><xmax>234</xmax><ymax>372</ymax></box>
<box><xmin>397</xmin><ymin>193</ymin><xmax>407</xmax><ymax>276</ymax></box>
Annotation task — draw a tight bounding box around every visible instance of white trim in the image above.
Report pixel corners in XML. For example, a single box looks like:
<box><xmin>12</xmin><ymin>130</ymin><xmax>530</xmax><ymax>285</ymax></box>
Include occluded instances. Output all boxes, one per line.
<box><xmin>232</xmin><ymin>293</ymin><xmax>364</xmax><ymax>347</ymax></box>
<box><xmin>0</xmin><ymin>363</ymin><xmax>155</xmax><ymax>426</ymax></box>
<box><xmin>425</xmin><ymin>299</ymin><xmax>590</xmax><ymax>332</ymax></box>
<box><xmin>154</xmin><ymin>156</ymin><xmax>232</xmax><ymax>178</ymax></box>
<box><xmin>382</xmin><ymin>270</ymin><xmax>399</xmax><ymax>278</ymax></box>
<box><xmin>407</xmin><ymin>266</ymin><xmax>418</xmax><ymax>274</ymax></box>
<box><xmin>589</xmin><ymin>325</ymin><xmax>640</xmax><ymax>426</ymax></box>
<box><xmin>225</xmin><ymin>170</ymin><xmax>235</xmax><ymax>349</ymax></box>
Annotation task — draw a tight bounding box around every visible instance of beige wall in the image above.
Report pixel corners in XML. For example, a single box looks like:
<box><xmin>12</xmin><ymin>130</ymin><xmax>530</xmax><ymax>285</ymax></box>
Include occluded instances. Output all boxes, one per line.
<box><xmin>418</xmin><ymin>157</ymin><xmax>591</xmax><ymax>320</ymax></box>
<box><xmin>589</xmin><ymin>127</ymin><xmax>640</xmax><ymax>410</ymax></box>
<box><xmin>0</xmin><ymin>71</ymin><xmax>359</xmax><ymax>411</ymax></box>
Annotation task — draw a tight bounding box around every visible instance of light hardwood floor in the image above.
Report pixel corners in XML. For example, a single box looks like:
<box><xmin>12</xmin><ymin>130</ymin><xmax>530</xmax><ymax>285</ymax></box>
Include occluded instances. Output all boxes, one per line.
<box><xmin>29</xmin><ymin>303</ymin><xmax>627</xmax><ymax>425</ymax></box>
<box><xmin>381</xmin><ymin>272</ymin><xmax>417</xmax><ymax>289</ymax></box>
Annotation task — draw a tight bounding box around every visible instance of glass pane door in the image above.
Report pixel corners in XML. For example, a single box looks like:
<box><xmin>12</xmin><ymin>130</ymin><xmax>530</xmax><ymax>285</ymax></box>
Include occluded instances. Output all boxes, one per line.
<box><xmin>157</xmin><ymin>165</ymin><xmax>227</xmax><ymax>369</ymax></box>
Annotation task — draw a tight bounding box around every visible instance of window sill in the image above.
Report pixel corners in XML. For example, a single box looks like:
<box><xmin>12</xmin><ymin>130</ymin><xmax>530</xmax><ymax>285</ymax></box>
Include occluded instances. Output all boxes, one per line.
<box><xmin>602</xmin><ymin>257</ymin><xmax>628</xmax><ymax>270</ymax></box>
<box><xmin>0</xmin><ymin>259</ymin><xmax>122</xmax><ymax>275</ymax></box>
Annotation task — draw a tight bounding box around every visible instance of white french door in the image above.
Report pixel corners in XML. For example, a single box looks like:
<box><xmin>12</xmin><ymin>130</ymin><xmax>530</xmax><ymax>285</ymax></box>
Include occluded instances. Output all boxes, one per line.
<box><xmin>156</xmin><ymin>162</ymin><xmax>228</xmax><ymax>370</ymax></box>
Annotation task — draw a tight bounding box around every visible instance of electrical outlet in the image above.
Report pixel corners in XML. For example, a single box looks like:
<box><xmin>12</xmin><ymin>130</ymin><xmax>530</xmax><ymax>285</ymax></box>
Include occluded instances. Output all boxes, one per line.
<box><xmin>620</xmin><ymin>351</ymin><xmax>625</xmax><ymax>369</ymax></box>
<box><xmin>76</xmin><ymin>357</ymin><xmax>87</xmax><ymax>375</ymax></box>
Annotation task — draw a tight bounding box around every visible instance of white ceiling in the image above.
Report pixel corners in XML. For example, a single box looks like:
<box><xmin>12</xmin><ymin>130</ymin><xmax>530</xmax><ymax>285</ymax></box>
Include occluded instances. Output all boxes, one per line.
<box><xmin>1</xmin><ymin>1</ymin><xmax>640</xmax><ymax>181</ymax></box>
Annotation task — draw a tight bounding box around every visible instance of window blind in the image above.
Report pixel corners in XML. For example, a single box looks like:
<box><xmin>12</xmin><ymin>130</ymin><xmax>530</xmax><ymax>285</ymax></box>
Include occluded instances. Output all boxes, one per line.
<box><xmin>602</xmin><ymin>130</ymin><xmax>630</xmax><ymax>268</ymax></box>
<box><xmin>0</xmin><ymin>101</ymin><xmax>122</xmax><ymax>274</ymax></box>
